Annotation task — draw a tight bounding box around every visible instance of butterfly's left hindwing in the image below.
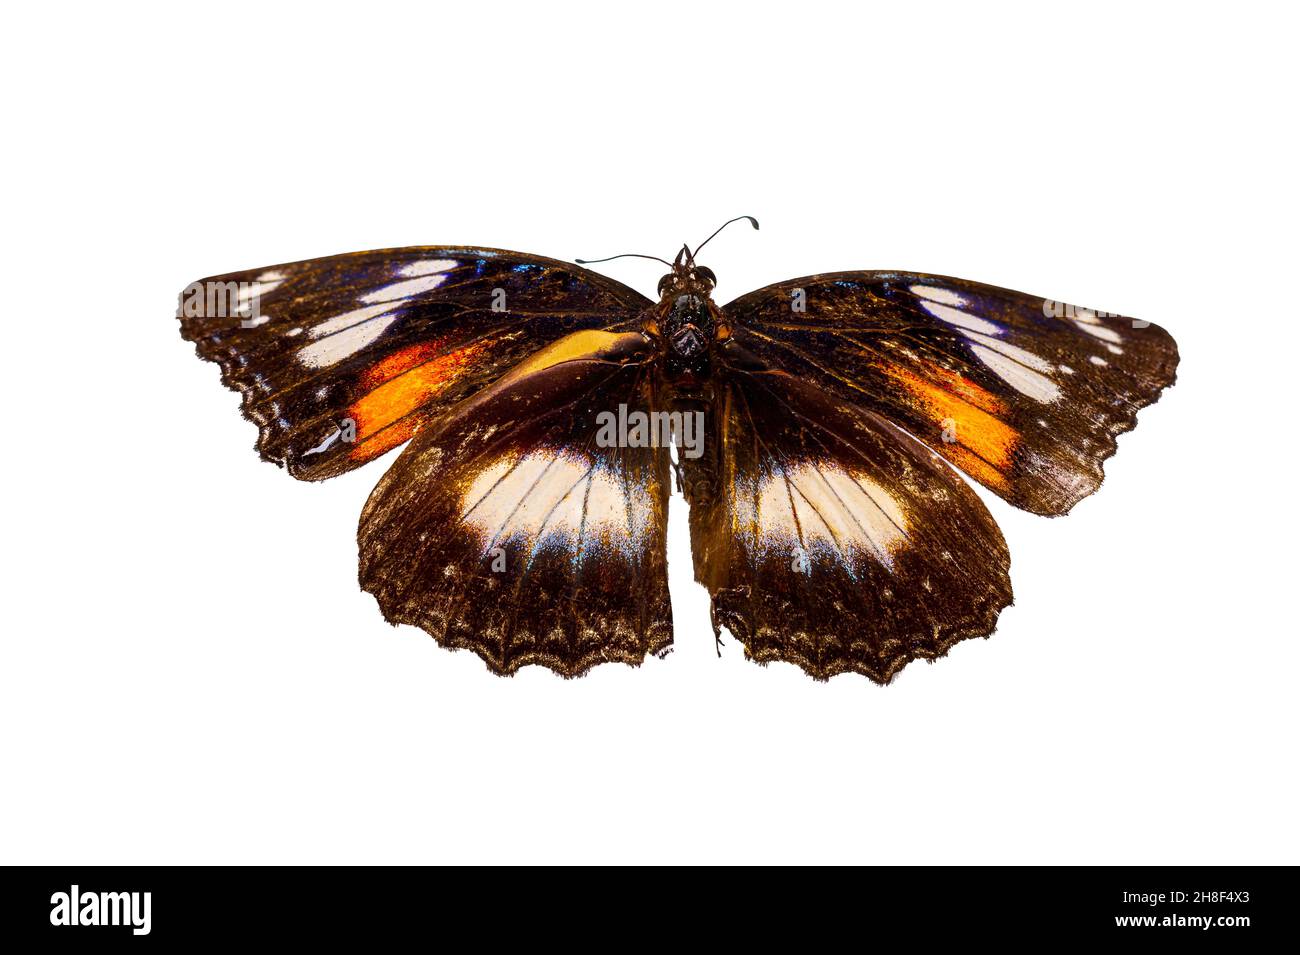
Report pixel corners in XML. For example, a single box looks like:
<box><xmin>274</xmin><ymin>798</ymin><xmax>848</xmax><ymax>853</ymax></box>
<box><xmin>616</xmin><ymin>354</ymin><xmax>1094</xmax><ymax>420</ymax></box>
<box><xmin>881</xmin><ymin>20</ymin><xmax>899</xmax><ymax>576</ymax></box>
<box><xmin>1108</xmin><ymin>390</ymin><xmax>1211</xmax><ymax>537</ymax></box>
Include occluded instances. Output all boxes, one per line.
<box><xmin>178</xmin><ymin>247</ymin><xmax>651</xmax><ymax>480</ymax></box>
<box><xmin>724</xmin><ymin>272</ymin><xmax>1178</xmax><ymax>515</ymax></box>
<box><xmin>691</xmin><ymin>342</ymin><xmax>1012</xmax><ymax>682</ymax></box>
<box><xmin>358</xmin><ymin>331</ymin><xmax>672</xmax><ymax>677</ymax></box>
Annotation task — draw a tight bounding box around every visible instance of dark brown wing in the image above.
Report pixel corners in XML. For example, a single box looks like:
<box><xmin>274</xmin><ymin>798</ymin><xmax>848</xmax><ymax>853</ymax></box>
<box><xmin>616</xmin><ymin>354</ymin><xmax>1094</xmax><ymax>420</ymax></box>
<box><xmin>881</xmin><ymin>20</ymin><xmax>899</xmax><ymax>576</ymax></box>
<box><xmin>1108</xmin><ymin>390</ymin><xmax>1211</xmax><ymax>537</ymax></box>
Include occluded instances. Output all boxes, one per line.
<box><xmin>688</xmin><ymin>340</ymin><xmax>1012</xmax><ymax>682</ymax></box>
<box><xmin>178</xmin><ymin>246</ymin><xmax>652</xmax><ymax>480</ymax></box>
<box><xmin>358</xmin><ymin>331</ymin><xmax>672</xmax><ymax>677</ymax></box>
<box><xmin>723</xmin><ymin>272</ymin><xmax>1178</xmax><ymax>515</ymax></box>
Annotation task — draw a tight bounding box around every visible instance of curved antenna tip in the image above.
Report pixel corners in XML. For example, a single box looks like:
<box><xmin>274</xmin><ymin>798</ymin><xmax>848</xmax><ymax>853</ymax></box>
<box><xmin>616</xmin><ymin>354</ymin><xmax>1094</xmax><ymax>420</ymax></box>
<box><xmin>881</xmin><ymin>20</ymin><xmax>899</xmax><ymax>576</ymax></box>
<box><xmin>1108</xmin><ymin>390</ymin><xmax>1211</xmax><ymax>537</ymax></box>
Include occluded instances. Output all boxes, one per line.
<box><xmin>691</xmin><ymin>215</ymin><xmax>761</xmax><ymax>259</ymax></box>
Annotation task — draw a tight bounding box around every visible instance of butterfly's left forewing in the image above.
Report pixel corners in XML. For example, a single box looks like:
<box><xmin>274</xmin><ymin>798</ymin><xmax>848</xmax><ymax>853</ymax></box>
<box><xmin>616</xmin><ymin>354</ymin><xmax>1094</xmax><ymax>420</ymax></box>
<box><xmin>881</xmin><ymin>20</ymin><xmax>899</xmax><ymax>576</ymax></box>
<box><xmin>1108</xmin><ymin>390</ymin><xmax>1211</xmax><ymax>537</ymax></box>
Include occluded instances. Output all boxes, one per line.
<box><xmin>178</xmin><ymin>247</ymin><xmax>651</xmax><ymax>480</ymax></box>
<box><xmin>723</xmin><ymin>272</ymin><xmax>1178</xmax><ymax>515</ymax></box>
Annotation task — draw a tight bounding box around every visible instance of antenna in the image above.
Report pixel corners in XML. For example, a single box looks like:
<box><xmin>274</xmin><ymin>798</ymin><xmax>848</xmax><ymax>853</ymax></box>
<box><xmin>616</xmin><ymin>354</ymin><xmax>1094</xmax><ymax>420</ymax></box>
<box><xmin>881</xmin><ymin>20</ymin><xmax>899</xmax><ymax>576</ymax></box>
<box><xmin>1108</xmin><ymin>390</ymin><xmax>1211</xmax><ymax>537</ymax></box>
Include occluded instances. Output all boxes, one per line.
<box><xmin>575</xmin><ymin>252</ymin><xmax>674</xmax><ymax>267</ymax></box>
<box><xmin>576</xmin><ymin>216</ymin><xmax>759</xmax><ymax>269</ymax></box>
<box><xmin>689</xmin><ymin>215</ymin><xmax>759</xmax><ymax>259</ymax></box>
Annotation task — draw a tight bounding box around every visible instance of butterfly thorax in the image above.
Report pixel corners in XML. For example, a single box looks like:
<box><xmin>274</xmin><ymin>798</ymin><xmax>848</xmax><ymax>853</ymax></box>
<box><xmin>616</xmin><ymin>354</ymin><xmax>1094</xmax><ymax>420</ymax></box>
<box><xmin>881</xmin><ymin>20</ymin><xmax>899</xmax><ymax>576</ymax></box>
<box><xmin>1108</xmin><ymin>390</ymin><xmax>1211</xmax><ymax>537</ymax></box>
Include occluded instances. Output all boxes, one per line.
<box><xmin>661</xmin><ymin>292</ymin><xmax>715</xmax><ymax>377</ymax></box>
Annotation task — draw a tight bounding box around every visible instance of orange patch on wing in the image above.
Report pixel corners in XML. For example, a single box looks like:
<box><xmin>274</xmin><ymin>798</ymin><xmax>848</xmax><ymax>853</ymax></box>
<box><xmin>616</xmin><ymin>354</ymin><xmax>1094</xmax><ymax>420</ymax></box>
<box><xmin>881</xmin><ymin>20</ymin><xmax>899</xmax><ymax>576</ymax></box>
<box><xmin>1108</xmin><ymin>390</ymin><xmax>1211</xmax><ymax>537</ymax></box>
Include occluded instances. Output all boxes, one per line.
<box><xmin>882</xmin><ymin>362</ymin><xmax>1018</xmax><ymax>487</ymax></box>
<box><xmin>945</xmin><ymin>446</ymin><xmax>1007</xmax><ymax>491</ymax></box>
<box><xmin>920</xmin><ymin>364</ymin><xmax>1007</xmax><ymax>416</ymax></box>
<box><xmin>346</xmin><ymin>340</ymin><xmax>488</xmax><ymax>461</ymax></box>
<box><xmin>353</xmin><ymin>417</ymin><xmax>421</xmax><ymax>462</ymax></box>
<box><xmin>359</xmin><ymin>340</ymin><xmax>444</xmax><ymax>390</ymax></box>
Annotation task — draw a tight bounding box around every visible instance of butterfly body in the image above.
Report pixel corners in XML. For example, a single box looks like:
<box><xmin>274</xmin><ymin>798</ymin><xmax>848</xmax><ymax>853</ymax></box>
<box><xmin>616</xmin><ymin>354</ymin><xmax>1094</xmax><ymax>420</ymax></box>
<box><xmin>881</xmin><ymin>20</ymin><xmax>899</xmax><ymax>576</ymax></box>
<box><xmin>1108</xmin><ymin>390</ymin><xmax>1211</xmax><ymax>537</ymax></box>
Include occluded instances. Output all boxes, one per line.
<box><xmin>180</xmin><ymin>228</ymin><xmax>1178</xmax><ymax>681</ymax></box>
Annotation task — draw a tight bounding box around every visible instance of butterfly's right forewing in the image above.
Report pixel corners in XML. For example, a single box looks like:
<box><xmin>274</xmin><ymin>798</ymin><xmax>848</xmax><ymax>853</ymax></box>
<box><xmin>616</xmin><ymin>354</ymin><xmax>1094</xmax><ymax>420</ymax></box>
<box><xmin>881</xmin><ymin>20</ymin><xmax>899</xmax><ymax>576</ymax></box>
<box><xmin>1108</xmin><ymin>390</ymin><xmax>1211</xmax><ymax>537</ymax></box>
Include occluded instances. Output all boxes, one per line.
<box><xmin>723</xmin><ymin>272</ymin><xmax>1178</xmax><ymax>515</ymax></box>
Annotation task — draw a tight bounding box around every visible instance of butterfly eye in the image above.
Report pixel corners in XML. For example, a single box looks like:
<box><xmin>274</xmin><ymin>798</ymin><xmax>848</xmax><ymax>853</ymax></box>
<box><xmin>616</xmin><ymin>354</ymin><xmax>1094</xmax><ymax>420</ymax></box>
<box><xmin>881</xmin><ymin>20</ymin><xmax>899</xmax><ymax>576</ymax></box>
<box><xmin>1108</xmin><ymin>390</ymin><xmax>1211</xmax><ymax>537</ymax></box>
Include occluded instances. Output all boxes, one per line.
<box><xmin>657</xmin><ymin>274</ymin><xmax>678</xmax><ymax>296</ymax></box>
<box><xmin>695</xmin><ymin>267</ymin><xmax>717</xmax><ymax>289</ymax></box>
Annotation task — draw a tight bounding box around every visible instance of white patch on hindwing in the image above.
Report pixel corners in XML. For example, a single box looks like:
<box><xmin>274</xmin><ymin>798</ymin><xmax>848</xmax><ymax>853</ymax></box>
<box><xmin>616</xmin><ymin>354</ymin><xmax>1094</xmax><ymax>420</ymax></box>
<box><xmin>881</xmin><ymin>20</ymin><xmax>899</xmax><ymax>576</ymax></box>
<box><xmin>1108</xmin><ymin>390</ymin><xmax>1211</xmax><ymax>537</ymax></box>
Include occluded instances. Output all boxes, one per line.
<box><xmin>732</xmin><ymin>462</ymin><xmax>909</xmax><ymax>574</ymax></box>
<box><xmin>459</xmin><ymin>450</ymin><xmax>651</xmax><ymax>567</ymax></box>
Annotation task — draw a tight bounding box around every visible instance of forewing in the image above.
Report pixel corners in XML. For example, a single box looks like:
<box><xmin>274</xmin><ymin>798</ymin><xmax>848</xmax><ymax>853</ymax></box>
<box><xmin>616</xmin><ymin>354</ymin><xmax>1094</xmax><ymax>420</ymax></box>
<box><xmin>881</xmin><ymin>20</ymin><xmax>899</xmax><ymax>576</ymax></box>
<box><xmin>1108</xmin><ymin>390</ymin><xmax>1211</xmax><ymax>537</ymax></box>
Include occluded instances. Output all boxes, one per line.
<box><xmin>724</xmin><ymin>271</ymin><xmax>1178</xmax><ymax>515</ymax></box>
<box><xmin>358</xmin><ymin>331</ymin><xmax>672</xmax><ymax>677</ymax></box>
<box><xmin>692</xmin><ymin>342</ymin><xmax>1012</xmax><ymax>682</ymax></box>
<box><xmin>178</xmin><ymin>247</ymin><xmax>652</xmax><ymax>480</ymax></box>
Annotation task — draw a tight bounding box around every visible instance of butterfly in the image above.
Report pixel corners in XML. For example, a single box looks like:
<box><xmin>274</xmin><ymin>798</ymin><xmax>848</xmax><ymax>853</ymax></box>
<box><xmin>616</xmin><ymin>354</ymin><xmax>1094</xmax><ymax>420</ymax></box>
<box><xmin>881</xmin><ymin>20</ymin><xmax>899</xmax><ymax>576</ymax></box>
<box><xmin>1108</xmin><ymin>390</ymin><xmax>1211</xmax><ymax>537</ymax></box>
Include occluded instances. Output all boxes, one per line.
<box><xmin>178</xmin><ymin>217</ymin><xmax>1178</xmax><ymax>682</ymax></box>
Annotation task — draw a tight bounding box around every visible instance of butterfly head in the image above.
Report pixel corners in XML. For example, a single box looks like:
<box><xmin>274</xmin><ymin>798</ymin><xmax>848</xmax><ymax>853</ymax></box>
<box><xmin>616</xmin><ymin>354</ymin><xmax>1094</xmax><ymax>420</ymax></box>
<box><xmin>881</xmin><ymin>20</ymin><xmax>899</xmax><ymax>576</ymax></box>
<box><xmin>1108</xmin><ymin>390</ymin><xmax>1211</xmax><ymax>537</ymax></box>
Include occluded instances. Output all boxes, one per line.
<box><xmin>656</xmin><ymin>244</ymin><xmax>717</xmax><ymax>298</ymax></box>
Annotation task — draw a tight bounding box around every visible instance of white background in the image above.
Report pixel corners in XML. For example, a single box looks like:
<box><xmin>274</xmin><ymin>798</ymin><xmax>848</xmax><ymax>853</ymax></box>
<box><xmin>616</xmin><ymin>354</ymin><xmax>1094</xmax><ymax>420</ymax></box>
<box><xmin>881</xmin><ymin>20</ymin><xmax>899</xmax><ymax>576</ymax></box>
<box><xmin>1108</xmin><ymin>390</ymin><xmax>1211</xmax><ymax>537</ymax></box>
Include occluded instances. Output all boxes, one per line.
<box><xmin>3</xmin><ymin>2</ymin><xmax>1296</xmax><ymax>865</ymax></box>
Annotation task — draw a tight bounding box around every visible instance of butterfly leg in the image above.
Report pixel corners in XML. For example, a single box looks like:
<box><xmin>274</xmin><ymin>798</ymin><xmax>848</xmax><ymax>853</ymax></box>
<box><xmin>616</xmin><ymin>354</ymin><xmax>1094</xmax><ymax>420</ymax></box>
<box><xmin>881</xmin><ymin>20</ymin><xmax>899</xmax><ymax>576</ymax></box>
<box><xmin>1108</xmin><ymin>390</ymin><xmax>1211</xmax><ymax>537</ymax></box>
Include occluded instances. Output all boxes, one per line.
<box><xmin>709</xmin><ymin>601</ymin><xmax>725</xmax><ymax>657</ymax></box>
